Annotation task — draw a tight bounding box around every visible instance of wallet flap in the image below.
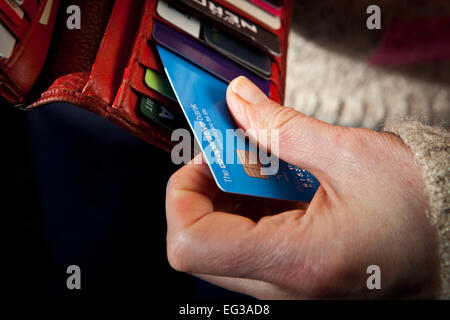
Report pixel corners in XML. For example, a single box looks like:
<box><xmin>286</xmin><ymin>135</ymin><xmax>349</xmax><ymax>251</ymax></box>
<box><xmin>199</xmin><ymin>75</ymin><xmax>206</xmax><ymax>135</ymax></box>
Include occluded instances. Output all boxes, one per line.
<box><xmin>2</xmin><ymin>0</ymin><xmax>293</xmax><ymax>154</ymax></box>
<box><xmin>29</xmin><ymin>0</ymin><xmax>115</xmax><ymax>106</ymax></box>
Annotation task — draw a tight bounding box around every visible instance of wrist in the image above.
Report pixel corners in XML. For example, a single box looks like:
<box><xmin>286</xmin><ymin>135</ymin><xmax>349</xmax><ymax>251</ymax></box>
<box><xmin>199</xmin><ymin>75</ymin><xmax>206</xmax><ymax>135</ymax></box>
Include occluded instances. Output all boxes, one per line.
<box><xmin>384</xmin><ymin>121</ymin><xmax>449</xmax><ymax>298</ymax></box>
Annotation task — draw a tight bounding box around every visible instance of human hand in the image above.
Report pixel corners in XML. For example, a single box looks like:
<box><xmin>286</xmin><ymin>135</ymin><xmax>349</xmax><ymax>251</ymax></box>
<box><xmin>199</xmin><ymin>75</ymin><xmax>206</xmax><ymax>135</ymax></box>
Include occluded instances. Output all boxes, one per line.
<box><xmin>165</xmin><ymin>76</ymin><xmax>440</xmax><ymax>299</ymax></box>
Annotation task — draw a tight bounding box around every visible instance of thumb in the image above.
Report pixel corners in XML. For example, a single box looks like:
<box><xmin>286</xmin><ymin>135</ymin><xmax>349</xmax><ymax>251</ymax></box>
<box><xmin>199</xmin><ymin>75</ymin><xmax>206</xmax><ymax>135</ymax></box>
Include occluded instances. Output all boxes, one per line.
<box><xmin>226</xmin><ymin>76</ymin><xmax>341</xmax><ymax>183</ymax></box>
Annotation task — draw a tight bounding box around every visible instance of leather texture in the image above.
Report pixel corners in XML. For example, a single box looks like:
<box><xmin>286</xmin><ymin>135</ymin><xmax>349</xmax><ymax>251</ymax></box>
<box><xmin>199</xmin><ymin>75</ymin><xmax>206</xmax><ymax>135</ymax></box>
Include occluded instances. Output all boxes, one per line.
<box><xmin>1</xmin><ymin>0</ymin><xmax>293</xmax><ymax>153</ymax></box>
<box><xmin>0</xmin><ymin>0</ymin><xmax>60</xmax><ymax>105</ymax></box>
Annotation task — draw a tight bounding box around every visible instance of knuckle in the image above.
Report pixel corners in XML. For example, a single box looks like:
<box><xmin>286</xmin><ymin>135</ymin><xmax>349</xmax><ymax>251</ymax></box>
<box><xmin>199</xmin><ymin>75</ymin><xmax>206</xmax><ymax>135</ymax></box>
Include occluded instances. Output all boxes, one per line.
<box><xmin>256</xmin><ymin>214</ymin><xmax>277</xmax><ymax>226</ymax></box>
<box><xmin>269</xmin><ymin>105</ymin><xmax>301</xmax><ymax>130</ymax></box>
<box><xmin>268</xmin><ymin>106</ymin><xmax>305</xmax><ymax>146</ymax></box>
<box><xmin>166</xmin><ymin>231</ymin><xmax>194</xmax><ymax>272</ymax></box>
<box><xmin>331</xmin><ymin>127</ymin><xmax>365</xmax><ymax>152</ymax></box>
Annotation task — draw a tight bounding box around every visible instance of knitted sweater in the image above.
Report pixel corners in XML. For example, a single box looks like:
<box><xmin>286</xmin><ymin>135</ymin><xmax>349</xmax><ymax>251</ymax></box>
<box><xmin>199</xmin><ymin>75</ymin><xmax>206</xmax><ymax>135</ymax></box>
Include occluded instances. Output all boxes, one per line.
<box><xmin>286</xmin><ymin>0</ymin><xmax>449</xmax><ymax>298</ymax></box>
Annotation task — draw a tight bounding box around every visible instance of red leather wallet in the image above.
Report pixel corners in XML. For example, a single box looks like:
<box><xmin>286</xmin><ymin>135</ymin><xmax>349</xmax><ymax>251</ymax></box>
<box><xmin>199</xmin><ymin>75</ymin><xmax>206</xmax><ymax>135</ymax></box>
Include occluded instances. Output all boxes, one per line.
<box><xmin>0</xmin><ymin>0</ymin><xmax>293</xmax><ymax>152</ymax></box>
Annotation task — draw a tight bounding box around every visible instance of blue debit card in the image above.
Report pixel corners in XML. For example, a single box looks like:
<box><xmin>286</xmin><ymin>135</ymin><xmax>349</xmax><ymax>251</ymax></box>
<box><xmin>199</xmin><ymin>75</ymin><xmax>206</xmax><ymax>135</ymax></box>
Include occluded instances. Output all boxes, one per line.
<box><xmin>158</xmin><ymin>45</ymin><xmax>319</xmax><ymax>202</ymax></box>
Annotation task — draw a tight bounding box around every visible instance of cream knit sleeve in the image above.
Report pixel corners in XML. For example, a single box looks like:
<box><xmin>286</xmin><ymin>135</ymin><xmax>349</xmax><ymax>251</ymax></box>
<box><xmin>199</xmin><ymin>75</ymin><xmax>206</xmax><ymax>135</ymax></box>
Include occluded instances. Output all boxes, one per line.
<box><xmin>384</xmin><ymin>121</ymin><xmax>449</xmax><ymax>299</ymax></box>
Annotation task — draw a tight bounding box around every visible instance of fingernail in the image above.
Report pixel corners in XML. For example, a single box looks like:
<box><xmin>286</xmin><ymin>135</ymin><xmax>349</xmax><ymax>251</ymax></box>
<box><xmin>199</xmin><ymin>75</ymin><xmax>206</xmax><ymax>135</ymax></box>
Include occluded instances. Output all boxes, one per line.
<box><xmin>231</xmin><ymin>76</ymin><xmax>267</xmax><ymax>105</ymax></box>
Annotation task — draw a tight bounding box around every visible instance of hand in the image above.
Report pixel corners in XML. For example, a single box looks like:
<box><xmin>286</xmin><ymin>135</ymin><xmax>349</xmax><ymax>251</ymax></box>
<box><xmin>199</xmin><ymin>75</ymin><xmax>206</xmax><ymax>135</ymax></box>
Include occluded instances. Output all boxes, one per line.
<box><xmin>165</xmin><ymin>76</ymin><xmax>439</xmax><ymax>299</ymax></box>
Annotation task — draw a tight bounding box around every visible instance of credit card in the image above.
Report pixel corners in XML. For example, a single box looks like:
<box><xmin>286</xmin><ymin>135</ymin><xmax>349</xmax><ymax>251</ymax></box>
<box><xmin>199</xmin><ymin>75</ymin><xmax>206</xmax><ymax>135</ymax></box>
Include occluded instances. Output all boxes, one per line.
<box><xmin>144</xmin><ymin>68</ymin><xmax>177</xmax><ymax>102</ymax></box>
<box><xmin>39</xmin><ymin>0</ymin><xmax>54</xmax><ymax>25</ymax></box>
<box><xmin>157</xmin><ymin>0</ymin><xmax>272</xmax><ymax>79</ymax></box>
<box><xmin>167</xmin><ymin>0</ymin><xmax>281</xmax><ymax>56</ymax></box>
<box><xmin>139</xmin><ymin>95</ymin><xmax>184</xmax><ymax>130</ymax></box>
<box><xmin>223</xmin><ymin>0</ymin><xmax>281</xmax><ymax>30</ymax></box>
<box><xmin>153</xmin><ymin>20</ymin><xmax>271</xmax><ymax>95</ymax></box>
<box><xmin>158</xmin><ymin>45</ymin><xmax>319</xmax><ymax>202</ymax></box>
<box><xmin>0</xmin><ymin>21</ymin><xmax>16</xmax><ymax>58</ymax></box>
<box><xmin>156</xmin><ymin>0</ymin><xmax>201</xmax><ymax>38</ymax></box>
<box><xmin>0</xmin><ymin>0</ymin><xmax>24</xmax><ymax>25</ymax></box>
<box><xmin>248</xmin><ymin>0</ymin><xmax>282</xmax><ymax>17</ymax></box>
<box><xmin>203</xmin><ymin>24</ymin><xmax>272</xmax><ymax>79</ymax></box>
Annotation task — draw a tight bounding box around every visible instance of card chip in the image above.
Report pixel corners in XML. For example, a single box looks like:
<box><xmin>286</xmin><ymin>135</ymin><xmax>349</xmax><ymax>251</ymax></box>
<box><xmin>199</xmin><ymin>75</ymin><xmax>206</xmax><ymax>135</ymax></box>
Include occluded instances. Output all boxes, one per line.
<box><xmin>236</xmin><ymin>149</ymin><xmax>269</xmax><ymax>180</ymax></box>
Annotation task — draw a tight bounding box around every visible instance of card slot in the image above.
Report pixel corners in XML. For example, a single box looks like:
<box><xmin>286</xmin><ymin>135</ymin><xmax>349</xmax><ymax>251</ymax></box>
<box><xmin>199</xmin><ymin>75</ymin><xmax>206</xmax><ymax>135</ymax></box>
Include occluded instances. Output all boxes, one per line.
<box><xmin>248</xmin><ymin>0</ymin><xmax>282</xmax><ymax>17</ymax></box>
<box><xmin>0</xmin><ymin>18</ymin><xmax>16</xmax><ymax>59</ymax></box>
<box><xmin>82</xmin><ymin>0</ymin><xmax>144</xmax><ymax>106</ymax></box>
<box><xmin>132</xmin><ymin>88</ymin><xmax>173</xmax><ymax>132</ymax></box>
<box><xmin>108</xmin><ymin>0</ymin><xmax>182</xmax><ymax>152</ymax></box>
<box><xmin>161</xmin><ymin>0</ymin><xmax>293</xmax><ymax>103</ymax></box>
<box><xmin>22</xmin><ymin>0</ymin><xmax>38</xmax><ymax>19</ymax></box>
<box><xmin>269</xmin><ymin>82</ymin><xmax>281</xmax><ymax>104</ymax></box>
<box><xmin>0</xmin><ymin>9</ymin><xmax>28</xmax><ymax>38</ymax></box>
<box><xmin>142</xmin><ymin>65</ymin><xmax>177</xmax><ymax>102</ymax></box>
<box><xmin>111</xmin><ymin>0</ymin><xmax>158</xmax><ymax>113</ymax></box>
<box><xmin>139</xmin><ymin>39</ymin><xmax>164</xmax><ymax>73</ymax></box>
<box><xmin>131</xmin><ymin>64</ymin><xmax>181</xmax><ymax>114</ymax></box>
<box><xmin>133</xmin><ymin>84</ymin><xmax>180</xmax><ymax>115</ymax></box>
<box><xmin>222</xmin><ymin>0</ymin><xmax>281</xmax><ymax>30</ymax></box>
<box><xmin>271</xmin><ymin>61</ymin><xmax>280</xmax><ymax>87</ymax></box>
<box><xmin>153</xmin><ymin>2</ymin><xmax>281</xmax><ymax>82</ymax></box>
<box><xmin>215</xmin><ymin>0</ymin><xmax>284</xmax><ymax>35</ymax></box>
<box><xmin>165</xmin><ymin>0</ymin><xmax>285</xmax><ymax>56</ymax></box>
<box><xmin>155</xmin><ymin>0</ymin><xmax>201</xmax><ymax>39</ymax></box>
<box><xmin>214</xmin><ymin>0</ymin><xmax>289</xmax><ymax>71</ymax></box>
<box><xmin>27</xmin><ymin>0</ymin><xmax>114</xmax><ymax>107</ymax></box>
<box><xmin>0</xmin><ymin>0</ymin><xmax>25</xmax><ymax>25</ymax></box>
<box><xmin>154</xmin><ymin>1</ymin><xmax>283</xmax><ymax>60</ymax></box>
<box><xmin>201</xmin><ymin>23</ymin><xmax>273</xmax><ymax>80</ymax></box>
<box><xmin>134</xmin><ymin>88</ymin><xmax>188</xmax><ymax>131</ymax></box>
<box><xmin>140</xmin><ymin>43</ymin><xmax>281</xmax><ymax>106</ymax></box>
<box><xmin>111</xmin><ymin>80</ymin><xmax>178</xmax><ymax>153</ymax></box>
<box><xmin>105</xmin><ymin>0</ymin><xmax>290</xmax><ymax>151</ymax></box>
<box><xmin>150</xmin><ymin>15</ymin><xmax>282</xmax><ymax>101</ymax></box>
<box><xmin>153</xmin><ymin>20</ymin><xmax>272</xmax><ymax>95</ymax></box>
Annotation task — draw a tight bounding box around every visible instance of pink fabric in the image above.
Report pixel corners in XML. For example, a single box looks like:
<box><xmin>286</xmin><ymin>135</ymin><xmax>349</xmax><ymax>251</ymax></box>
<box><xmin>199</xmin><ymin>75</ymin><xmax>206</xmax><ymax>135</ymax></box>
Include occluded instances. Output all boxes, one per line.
<box><xmin>369</xmin><ymin>16</ymin><xmax>450</xmax><ymax>66</ymax></box>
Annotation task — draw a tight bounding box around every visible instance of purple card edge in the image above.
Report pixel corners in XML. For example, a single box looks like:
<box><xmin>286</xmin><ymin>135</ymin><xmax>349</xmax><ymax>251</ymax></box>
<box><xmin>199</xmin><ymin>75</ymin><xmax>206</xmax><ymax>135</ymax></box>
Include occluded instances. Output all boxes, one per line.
<box><xmin>152</xmin><ymin>20</ymin><xmax>271</xmax><ymax>95</ymax></box>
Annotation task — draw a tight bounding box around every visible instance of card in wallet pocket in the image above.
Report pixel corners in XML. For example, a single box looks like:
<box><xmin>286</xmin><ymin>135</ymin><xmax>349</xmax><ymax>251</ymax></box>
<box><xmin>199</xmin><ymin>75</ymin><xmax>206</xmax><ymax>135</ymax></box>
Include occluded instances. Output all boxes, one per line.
<box><xmin>0</xmin><ymin>0</ymin><xmax>294</xmax><ymax>154</ymax></box>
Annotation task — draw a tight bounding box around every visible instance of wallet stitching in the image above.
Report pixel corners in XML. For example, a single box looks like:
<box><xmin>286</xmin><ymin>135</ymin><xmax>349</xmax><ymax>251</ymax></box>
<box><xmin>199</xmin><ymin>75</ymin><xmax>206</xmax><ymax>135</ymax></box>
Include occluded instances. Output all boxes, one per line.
<box><xmin>29</xmin><ymin>89</ymin><xmax>104</xmax><ymax>109</ymax></box>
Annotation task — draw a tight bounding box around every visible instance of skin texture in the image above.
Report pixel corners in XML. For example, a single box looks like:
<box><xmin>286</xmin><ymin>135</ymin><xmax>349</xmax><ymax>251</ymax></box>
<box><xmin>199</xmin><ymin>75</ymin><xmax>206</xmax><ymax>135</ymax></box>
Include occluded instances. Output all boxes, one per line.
<box><xmin>165</xmin><ymin>76</ymin><xmax>440</xmax><ymax>299</ymax></box>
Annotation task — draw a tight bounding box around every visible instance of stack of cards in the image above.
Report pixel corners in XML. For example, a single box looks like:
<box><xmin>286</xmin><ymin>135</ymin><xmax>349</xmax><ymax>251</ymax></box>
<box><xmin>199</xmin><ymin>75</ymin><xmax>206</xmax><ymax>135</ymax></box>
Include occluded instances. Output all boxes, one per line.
<box><xmin>134</xmin><ymin>0</ymin><xmax>319</xmax><ymax>201</ymax></box>
<box><xmin>138</xmin><ymin>0</ymin><xmax>287</xmax><ymax>128</ymax></box>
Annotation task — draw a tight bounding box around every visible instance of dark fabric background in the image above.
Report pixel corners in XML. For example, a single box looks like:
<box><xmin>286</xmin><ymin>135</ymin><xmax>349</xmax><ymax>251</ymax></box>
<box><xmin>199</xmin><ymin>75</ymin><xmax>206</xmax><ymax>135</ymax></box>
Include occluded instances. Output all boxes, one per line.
<box><xmin>1</xmin><ymin>101</ymin><xmax>251</xmax><ymax>302</ymax></box>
